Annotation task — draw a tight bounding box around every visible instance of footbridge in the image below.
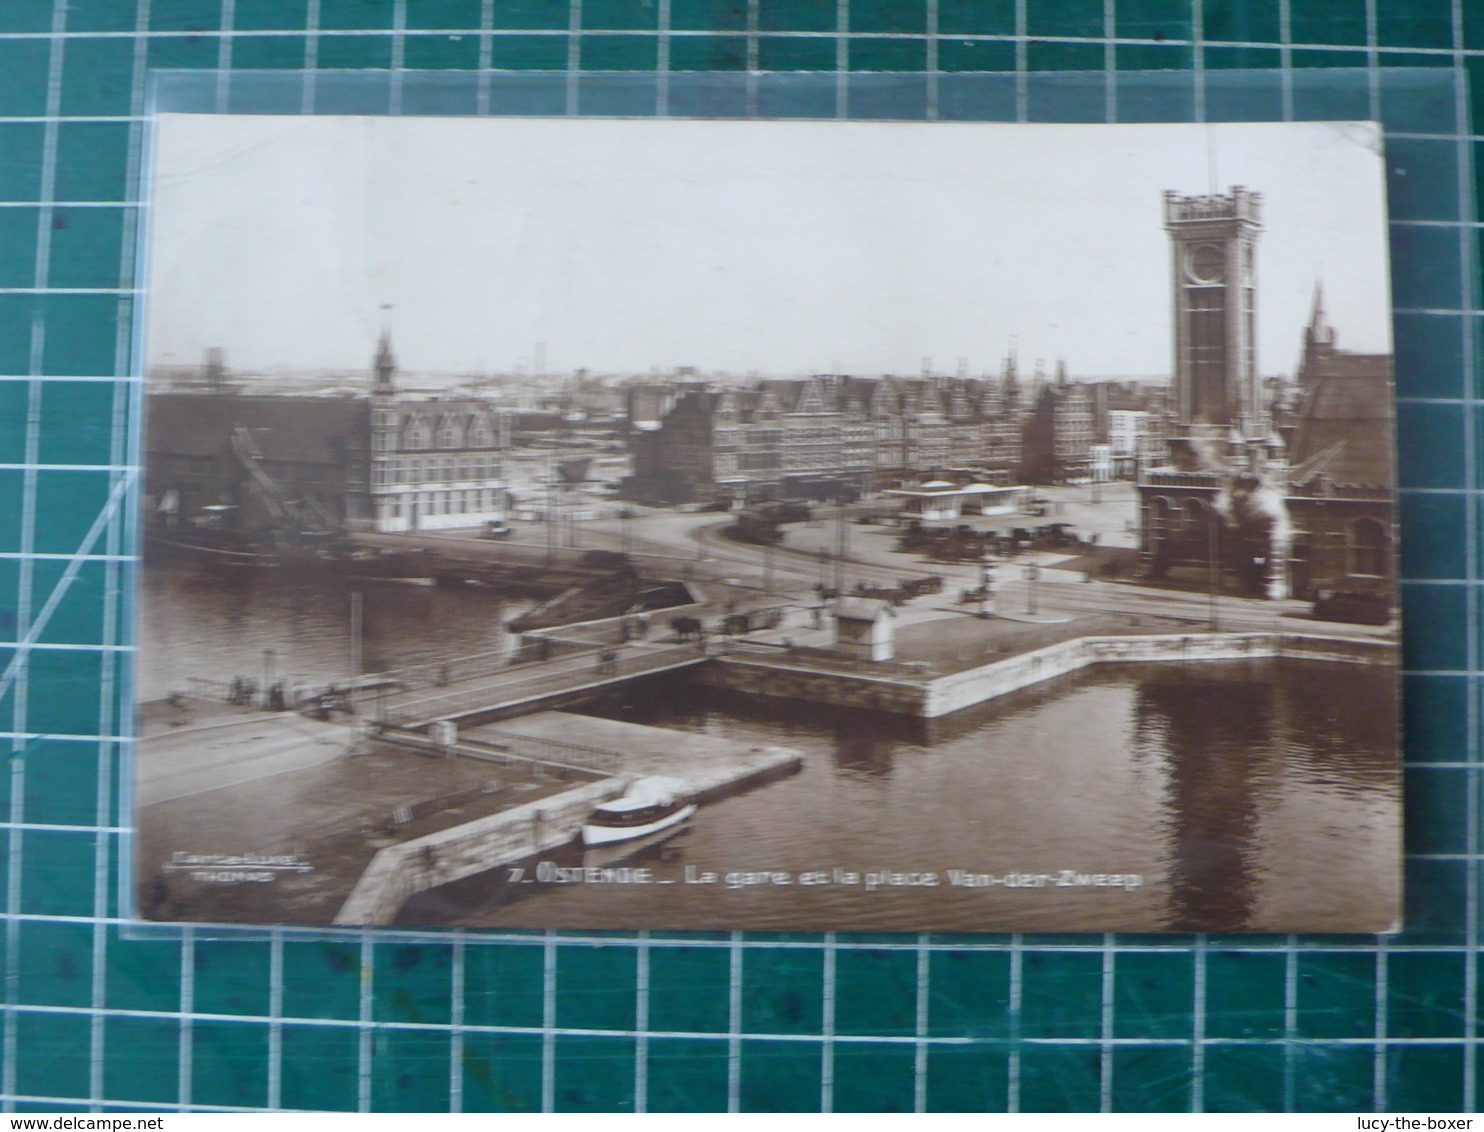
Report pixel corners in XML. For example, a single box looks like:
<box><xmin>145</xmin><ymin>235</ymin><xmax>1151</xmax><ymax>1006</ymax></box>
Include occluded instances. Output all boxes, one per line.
<box><xmin>374</xmin><ymin>639</ymin><xmax>711</xmax><ymax>731</ymax></box>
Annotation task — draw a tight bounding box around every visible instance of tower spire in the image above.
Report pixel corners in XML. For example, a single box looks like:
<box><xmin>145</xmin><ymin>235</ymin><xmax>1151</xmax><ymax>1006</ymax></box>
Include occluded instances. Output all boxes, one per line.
<box><xmin>1308</xmin><ymin>279</ymin><xmax>1333</xmax><ymax>343</ymax></box>
<box><xmin>1299</xmin><ymin>278</ymin><xmax>1336</xmax><ymax>386</ymax></box>
<box><xmin>373</xmin><ymin>327</ymin><xmax>396</xmax><ymax>394</ymax></box>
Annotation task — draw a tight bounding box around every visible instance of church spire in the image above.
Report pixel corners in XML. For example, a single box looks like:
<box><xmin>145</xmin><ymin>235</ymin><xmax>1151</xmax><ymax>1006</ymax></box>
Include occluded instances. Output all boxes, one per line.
<box><xmin>1299</xmin><ymin>279</ymin><xmax>1336</xmax><ymax>386</ymax></box>
<box><xmin>1307</xmin><ymin>279</ymin><xmax>1334</xmax><ymax>345</ymax></box>
<box><xmin>373</xmin><ymin>328</ymin><xmax>396</xmax><ymax>394</ymax></box>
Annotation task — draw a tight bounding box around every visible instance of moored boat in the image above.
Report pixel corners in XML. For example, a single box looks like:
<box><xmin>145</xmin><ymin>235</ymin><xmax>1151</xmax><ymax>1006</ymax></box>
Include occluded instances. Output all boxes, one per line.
<box><xmin>581</xmin><ymin>776</ymin><xmax>696</xmax><ymax>847</ymax></box>
<box><xmin>582</xmin><ymin>821</ymin><xmax>692</xmax><ymax>869</ymax></box>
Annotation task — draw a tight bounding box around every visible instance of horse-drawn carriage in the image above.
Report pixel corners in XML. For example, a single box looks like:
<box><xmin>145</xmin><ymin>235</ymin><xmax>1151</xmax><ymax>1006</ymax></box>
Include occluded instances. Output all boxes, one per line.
<box><xmin>851</xmin><ymin>574</ymin><xmax>944</xmax><ymax>606</ymax></box>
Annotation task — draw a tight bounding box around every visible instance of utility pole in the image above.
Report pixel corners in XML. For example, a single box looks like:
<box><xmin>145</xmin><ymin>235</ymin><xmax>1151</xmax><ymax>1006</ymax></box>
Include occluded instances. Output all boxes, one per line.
<box><xmin>833</xmin><ymin>503</ymin><xmax>846</xmax><ymax>591</ymax></box>
<box><xmin>544</xmin><ymin>450</ymin><xmax>554</xmax><ymax>568</ymax></box>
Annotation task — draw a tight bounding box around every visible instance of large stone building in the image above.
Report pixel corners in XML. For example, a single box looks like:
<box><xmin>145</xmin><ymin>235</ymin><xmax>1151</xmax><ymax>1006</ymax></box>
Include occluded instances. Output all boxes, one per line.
<box><xmin>1018</xmin><ymin>363</ymin><xmax>1094</xmax><ymax>485</ymax></box>
<box><xmin>368</xmin><ymin>333</ymin><xmax>509</xmax><ymax>532</ymax></box>
<box><xmin>1137</xmin><ymin>187</ymin><xmax>1395</xmax><ymax>604</ymax></box>
<box><xmin>145</xmin><ymin>335</ymin><xmax>510</xmax><ymax>538</ymax></box>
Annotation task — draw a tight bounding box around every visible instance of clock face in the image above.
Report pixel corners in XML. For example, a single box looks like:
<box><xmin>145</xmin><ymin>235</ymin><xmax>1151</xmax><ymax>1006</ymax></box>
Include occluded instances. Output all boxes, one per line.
<box><xmin>1187</xmin><ymin>242</ymin><xmax>1225</xmax><ymax>284</ymax></box>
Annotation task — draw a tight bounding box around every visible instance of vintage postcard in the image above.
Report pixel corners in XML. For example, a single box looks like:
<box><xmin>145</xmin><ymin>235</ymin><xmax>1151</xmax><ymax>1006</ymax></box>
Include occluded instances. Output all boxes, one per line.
<box><xmin>134</xmin><ymin>115</ymin><xmax>1399</xmax><ymax>932</ymax></box>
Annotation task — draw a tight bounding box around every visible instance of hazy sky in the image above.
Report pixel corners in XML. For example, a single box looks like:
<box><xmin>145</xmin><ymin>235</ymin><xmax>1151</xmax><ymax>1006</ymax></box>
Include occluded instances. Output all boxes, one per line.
<box><xmin>145</xmin><ymin>115</ymin><xmax>1393</xmax><ymax>380</ymax></box>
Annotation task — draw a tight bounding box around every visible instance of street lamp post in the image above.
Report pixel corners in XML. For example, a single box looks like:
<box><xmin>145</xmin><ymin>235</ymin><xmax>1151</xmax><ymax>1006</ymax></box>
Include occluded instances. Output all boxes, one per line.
<box><xmin>1208</xmin><ymin>516</ymin><xmax>1221</xmax><ymax>631</ymax></box>
<box><xmin>349</xmin><ymin>591</ymin><xmax>362</xmax><ymax>710</ymax></box>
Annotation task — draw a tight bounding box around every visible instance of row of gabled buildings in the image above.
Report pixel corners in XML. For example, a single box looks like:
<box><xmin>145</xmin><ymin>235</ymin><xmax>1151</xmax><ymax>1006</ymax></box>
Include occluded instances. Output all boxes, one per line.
<box><xmin>626</xmin><ymin>361</ymin><xmax>1175</xmax><ymax>504</ymax></box>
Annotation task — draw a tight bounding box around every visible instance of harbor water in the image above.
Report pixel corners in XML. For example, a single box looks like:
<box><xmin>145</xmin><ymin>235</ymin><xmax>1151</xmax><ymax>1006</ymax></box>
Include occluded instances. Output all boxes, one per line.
<box><xmin>403</xmin><ymin>660</ymin><xmax>1399</xmax><ymax>934</ymax></box>
<box><xmin>139</xmin><ymin>560</ymin><xmax>1399</xmax><ymax>933</ymax></box>
<box><xmin>137</xmin><ymin>559</ymin><xmax>526</xmax><ymax>701</ymax></box>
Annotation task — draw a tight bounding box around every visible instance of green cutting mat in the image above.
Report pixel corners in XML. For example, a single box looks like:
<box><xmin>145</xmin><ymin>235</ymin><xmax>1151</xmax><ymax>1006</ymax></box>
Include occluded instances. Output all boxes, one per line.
<box><xmin>0</xmin><ymin>0</ymin><xmax>1479</xmax><ymax>1113</ymax></box>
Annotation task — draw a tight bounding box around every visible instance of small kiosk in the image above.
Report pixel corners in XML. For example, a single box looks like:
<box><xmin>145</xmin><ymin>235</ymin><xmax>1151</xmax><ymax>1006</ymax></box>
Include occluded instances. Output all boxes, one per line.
<box><xmin>833</xmin><ymin>597</ymin><xmax>897</xmax><ymax>662</ymax></box>
<box><xmin>883</xmin><ymin>481</ymin><xmax>1027</xmax><ymax>521</ymax></box>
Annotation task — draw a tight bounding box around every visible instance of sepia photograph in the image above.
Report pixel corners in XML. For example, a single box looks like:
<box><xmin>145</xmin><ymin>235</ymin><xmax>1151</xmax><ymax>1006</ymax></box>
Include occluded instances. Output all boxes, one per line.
<box><xmin>133</xmin><ymin>115</ymin><xmax>1400</xmax><ymax>933</ymax></box>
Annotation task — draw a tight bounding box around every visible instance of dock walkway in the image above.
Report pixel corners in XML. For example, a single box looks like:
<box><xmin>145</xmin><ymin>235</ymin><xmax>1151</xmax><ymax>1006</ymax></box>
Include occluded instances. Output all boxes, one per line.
<box><xmin>334</xmin><ymin>711</ymin><xmax>802</xmax><ymax>924</ymax></box>
<box><xmin>468</xmin><ymin>712</ymin><xmax>802</xmax><ymax>803</ymax></box>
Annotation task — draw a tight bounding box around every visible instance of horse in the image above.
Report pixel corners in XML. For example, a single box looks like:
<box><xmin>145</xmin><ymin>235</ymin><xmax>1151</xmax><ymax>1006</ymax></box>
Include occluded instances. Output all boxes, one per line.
<box><xmin>670</xmin><ymin>615</ymin><xmax>704</xmax><ymax>641</ymax></box>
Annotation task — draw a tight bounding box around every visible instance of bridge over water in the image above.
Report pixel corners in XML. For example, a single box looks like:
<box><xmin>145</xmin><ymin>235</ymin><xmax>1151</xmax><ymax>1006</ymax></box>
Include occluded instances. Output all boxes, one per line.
<box><xmin>374</xmin><ymin>639</ymin><xmax>711</xmax><ymax>730</ymax></box>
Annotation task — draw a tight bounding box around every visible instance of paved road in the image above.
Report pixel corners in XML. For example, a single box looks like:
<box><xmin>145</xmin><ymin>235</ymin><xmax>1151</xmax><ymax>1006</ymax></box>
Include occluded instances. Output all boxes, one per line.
<box><xmin>136</xmin><ymin>713</ymin><xmax>355</xmax><ymax>807</ymax></box>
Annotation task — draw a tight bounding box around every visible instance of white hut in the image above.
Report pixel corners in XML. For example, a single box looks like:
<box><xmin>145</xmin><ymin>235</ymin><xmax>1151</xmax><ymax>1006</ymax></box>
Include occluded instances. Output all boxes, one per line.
<box><xmin>884</xmin><ymin>481</ymin><xmax>1026</xmax><ymax>520</ymax></box>
<box><xmin>833</xmin><ymin>597</ymin><xmax>897</xmax><ymax>662</ymax></box>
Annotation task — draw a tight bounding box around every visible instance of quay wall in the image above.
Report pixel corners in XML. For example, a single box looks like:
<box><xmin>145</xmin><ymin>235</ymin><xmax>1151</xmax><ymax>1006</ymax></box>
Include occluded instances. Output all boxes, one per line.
<box><xmin>690</xmin><ymin>659</ymin><xmax>928</xmax><ymax>714</ymax></box>
<box><xmin>927</xmin><ymin>632</ymin><xmax>1390</xmax><ymax>717</ymax></box>
<box><xmin>334</xmin><ymin>777</ymin><xmax>627</xmax><ymax>925</ymax></box>
<box><xmin>696</xmin><ymin>633</ymin><xmax>1395</xmax><ymax>719</ymax></box>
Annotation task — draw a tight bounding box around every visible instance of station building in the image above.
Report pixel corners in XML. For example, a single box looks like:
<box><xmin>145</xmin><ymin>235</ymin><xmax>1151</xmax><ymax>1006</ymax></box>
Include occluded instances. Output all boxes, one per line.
<box><xmin>1136</xmin><ymin>187</ymin><xmax>1395</xmax><ymax>604</ymax></box>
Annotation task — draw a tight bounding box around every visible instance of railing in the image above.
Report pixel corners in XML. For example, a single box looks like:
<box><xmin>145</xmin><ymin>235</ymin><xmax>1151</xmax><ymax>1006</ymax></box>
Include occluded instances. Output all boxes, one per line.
<box><xmin>368</xmin><ymin>647</ymin><xmax>517</xmax><ymax>692</ymax></box>
<box><xmin>464</xmin><ymin>729</ymin><xmax>626</xmax><ymax>775</ymax></box>
<box><xmin>381</xmin><ymin>640</ymin><xmax>709</xmax><ymax>726</ymax></box>
<box><xmin>1139</xmin><ymin>471</ymin><xmax>1221</xmax><ymax>488</ymax></box>
<box><xmin>376</xmin><ymin>725</ymin><xmax>621</xmax><ymax>776</ymax></box>
<box><xmin>185</xmin><ymin>676</ymin><xmax>236</xmax><ymax>701</ymax></box>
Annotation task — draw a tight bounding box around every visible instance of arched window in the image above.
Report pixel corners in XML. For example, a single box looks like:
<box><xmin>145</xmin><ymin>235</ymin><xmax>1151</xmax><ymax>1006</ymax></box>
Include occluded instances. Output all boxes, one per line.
<box><xmin>469</xmin><ymin>416</ymin><xmax>490</xmax><ymax>448</ymax></box>
<box><xmin>1149</xmin><ymin>496</ymin><xmax>1173</xmax><ymax>538</ymax></box>
<box><xmin>1183</xmin><ymin>497</ymin><xmax>1206</xmax><ymax>532</ymax></box>
<box><xmin>1348</xmin><ymin>517</ymin><xmax>1388</xmax><ymax>578</ymax></box>
<box><xmin>438</xmin><ymin>414</ymin><xmax>461</xmax><ymax>449</ymax></box>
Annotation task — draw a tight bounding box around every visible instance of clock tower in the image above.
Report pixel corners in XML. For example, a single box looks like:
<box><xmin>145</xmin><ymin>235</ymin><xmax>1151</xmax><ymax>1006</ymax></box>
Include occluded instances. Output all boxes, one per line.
<box><xmin>1164</xmin><ymin>186</ymin><xmax>1262</xmax><ymax>432</ymax></box>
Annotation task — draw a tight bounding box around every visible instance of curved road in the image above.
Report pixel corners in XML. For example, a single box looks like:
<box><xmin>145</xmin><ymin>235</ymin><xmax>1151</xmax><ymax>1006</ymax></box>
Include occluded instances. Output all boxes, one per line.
<box><xmin>359</xmin><ymin>490</ymin><xmax>1394</xmax><ymax>645</ymax></box>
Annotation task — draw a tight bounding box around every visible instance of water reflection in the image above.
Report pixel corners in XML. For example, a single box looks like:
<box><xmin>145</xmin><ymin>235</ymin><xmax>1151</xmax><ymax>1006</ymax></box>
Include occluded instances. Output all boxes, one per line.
<box><xmin>1138</xmin><ymin>673</ymin><xmax>1275</xmax><ymax>931</ymax></box>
